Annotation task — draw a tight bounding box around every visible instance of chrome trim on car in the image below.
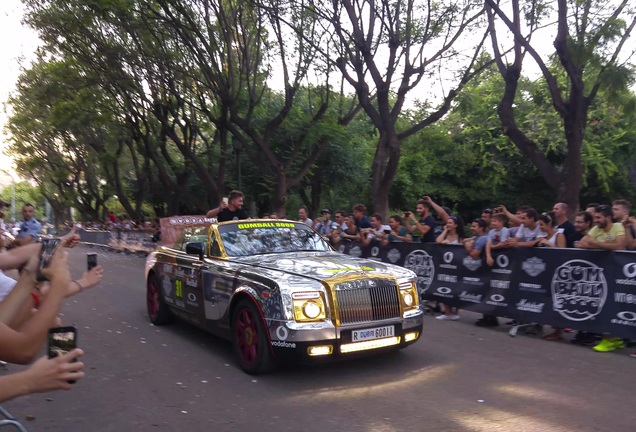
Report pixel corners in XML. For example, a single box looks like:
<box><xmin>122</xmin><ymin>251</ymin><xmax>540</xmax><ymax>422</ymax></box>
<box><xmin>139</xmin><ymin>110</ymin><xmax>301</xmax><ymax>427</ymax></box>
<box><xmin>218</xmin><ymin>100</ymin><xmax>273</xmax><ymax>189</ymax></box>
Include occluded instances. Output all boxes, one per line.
<box><xmin>332</xmin><ymin>278</ymin><xmax>402</xmax><ymax>326</ymax></box>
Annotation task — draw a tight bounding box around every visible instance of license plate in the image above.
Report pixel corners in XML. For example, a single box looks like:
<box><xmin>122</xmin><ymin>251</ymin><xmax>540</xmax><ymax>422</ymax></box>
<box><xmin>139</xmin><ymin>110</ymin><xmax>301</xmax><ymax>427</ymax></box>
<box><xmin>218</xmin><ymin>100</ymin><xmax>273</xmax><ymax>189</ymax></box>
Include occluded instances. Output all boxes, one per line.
<box><xmin>351</xmin><ymin>325</ymin><xmax>395</xmax><ymax>342</ymax></box>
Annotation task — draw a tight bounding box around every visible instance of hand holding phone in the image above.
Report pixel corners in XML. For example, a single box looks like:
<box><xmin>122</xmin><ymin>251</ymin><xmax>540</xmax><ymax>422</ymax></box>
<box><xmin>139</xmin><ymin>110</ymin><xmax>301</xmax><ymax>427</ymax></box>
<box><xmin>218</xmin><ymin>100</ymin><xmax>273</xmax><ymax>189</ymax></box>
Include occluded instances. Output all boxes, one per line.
<box><xmin>26</xmin><ymin>349</ymin><xmax>85</xmax><ymax>392</ymax></box>
<box><xmin>37</xmin><ymin>238</ymin><xmax>62</xmax><ymax>282</ymax></box>
<box><xmin>87</xmin><ymin>253</ymin><xmax>98</xmax><ymax>271</ymax></box>
<box><xmin>48</xmin><ymin>326</ymin><xmax>78</xmax><ymax>383</ymax></box>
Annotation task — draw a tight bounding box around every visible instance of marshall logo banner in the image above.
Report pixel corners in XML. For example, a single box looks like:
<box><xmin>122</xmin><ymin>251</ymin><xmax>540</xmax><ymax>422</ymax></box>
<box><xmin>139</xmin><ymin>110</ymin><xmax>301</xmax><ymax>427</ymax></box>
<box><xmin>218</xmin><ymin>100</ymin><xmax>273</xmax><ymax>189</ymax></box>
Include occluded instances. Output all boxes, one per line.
<box><xmin>339</xmin><ymin>242</ymin><xmax>636</xmax><ymax>339</ymax></box>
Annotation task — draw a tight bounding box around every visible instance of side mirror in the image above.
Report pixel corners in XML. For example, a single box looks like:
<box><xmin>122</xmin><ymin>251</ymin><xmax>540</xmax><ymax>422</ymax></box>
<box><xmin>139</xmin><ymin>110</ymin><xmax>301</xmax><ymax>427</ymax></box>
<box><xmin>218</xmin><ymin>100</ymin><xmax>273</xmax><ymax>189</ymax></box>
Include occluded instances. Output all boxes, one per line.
<box><xmin>185</xmin><ymin>241</ymin><xmax>206</xmax><ymax>260</ymax></box>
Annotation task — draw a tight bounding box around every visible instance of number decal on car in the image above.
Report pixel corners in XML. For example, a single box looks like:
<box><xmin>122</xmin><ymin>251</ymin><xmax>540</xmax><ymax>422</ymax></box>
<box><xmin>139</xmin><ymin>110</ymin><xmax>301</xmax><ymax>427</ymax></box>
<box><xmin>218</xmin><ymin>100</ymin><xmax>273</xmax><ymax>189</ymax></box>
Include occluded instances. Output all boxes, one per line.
<box><xmin>175</xmin><ymin>279</ymin><xmax>183</xmax><ymax>298</ymax></box>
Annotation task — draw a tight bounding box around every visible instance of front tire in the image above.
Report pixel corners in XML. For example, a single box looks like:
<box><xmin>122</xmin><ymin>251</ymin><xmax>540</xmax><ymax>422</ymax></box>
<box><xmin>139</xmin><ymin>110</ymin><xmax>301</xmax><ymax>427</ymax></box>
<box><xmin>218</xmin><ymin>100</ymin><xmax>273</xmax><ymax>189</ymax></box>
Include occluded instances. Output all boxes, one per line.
<box><xmin>231</xmin><ymin>299</ymin><xmax>275</xmax><ymax>374</ymax></box>
<box><xmin>147</xmin><ymin>273</ymin><xmax>173</xmax><ymax>325</ymax></box>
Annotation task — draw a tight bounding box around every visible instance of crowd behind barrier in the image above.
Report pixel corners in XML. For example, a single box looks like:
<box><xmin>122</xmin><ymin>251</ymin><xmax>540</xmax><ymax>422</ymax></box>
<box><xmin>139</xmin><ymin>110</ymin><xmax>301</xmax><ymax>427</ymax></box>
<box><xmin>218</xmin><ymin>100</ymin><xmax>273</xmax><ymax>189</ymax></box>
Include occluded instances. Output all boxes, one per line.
<box><xmin>337</xmin><ymin>241</ymin><xmax>636</xmax><ymax>340</ymax></box>
<box><xmin>94</xmin><ymin>220</ymin><xmax>636</xmax><ymax>340</ymax></box>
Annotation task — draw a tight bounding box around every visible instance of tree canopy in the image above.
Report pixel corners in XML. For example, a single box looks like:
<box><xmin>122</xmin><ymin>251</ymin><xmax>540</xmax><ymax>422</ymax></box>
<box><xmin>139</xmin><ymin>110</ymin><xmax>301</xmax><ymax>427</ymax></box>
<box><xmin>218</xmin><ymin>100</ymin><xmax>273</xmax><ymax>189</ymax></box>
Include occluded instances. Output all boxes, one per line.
<box><xmin>2</xmin><ymin>0</ymin><xmax>635</xmax><ymax>223</ymax></box>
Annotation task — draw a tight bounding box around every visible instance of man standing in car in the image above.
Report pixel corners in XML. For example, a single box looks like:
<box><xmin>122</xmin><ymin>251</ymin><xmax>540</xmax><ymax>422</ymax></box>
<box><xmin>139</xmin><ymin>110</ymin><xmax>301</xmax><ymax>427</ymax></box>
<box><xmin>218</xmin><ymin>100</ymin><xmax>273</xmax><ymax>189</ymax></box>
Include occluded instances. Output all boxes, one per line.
<box><xmin>206</xmin><ymin>190</ymin><xmax>249</xmax><ymax>222</ymax></box>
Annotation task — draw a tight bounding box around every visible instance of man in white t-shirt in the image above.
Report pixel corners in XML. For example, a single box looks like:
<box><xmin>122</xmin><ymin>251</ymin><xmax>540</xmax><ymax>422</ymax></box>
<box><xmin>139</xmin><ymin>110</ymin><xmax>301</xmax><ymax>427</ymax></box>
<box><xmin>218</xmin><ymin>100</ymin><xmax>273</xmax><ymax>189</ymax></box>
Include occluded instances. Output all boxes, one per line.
<box><xmin>507</xmin><ymin>207</ymin><xmax>546</xmax><ymax>247</ymax></box>
<box><xmin>361</xmin><ymin>214</ymin><xmax>391</xmax><ymax>246</ymax></box>
<box><xmin>298</xmin><ymin>207</ymin><xmax>313</xmax><ymax>226</ymax></box>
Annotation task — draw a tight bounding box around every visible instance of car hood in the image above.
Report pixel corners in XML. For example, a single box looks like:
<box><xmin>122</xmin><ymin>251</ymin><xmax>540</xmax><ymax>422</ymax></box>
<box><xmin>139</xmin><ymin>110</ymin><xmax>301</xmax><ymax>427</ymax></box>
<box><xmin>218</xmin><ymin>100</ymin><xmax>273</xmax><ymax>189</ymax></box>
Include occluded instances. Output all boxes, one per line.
<box><xmin>234</xmin><ymin>251</ymin><xmax>414</xmax><ymax>282</ymax></box>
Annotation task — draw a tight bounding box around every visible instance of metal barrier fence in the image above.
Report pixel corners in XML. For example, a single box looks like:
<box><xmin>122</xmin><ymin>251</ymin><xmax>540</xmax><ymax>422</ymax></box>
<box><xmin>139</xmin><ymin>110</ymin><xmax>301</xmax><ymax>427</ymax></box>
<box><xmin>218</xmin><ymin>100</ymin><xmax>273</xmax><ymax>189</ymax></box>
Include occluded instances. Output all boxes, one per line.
<box><xmin>64</xmin><ymin>229</ymin><xmax>159</xmax><ymax>254</ymax></box>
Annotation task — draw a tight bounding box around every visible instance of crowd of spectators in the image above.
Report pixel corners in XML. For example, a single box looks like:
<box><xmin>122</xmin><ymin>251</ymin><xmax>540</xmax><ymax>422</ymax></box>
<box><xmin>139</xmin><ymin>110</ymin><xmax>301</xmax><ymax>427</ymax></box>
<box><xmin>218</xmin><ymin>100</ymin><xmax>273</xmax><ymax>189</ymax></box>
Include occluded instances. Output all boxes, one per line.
<box><xmin>289</xmin><ymin>197</ymin><xmax>636</xmax><ymax>356</ymax></box>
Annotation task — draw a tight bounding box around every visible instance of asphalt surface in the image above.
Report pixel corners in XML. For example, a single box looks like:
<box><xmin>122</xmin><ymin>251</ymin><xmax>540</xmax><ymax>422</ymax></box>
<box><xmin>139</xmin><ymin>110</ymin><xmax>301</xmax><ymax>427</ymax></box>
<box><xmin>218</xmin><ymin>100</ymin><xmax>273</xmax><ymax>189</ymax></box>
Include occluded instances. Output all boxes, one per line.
<box><xmin>2</xmin><ymin>245</ymin><xmax>635</xmax><ymax>432</ymax></box>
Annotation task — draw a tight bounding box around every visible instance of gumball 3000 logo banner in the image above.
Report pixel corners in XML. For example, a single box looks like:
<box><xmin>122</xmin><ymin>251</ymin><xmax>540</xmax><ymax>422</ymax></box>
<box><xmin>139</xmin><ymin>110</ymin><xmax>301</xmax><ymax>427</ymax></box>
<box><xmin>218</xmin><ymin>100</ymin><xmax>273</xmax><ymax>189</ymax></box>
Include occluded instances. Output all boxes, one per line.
<box><xmin>402</xmin><ymin>250</ymin><xmax>435</xmax><ymax>295</ymax></box>
<box><xmin>551</xmin><ymin>260</ymin><xmax>607</xmax><ymax>322</ymax></box>
<box><xmin>343</xmin><ymin>242</ymin><xmax>636</xmax><ymax>339</ymax></box>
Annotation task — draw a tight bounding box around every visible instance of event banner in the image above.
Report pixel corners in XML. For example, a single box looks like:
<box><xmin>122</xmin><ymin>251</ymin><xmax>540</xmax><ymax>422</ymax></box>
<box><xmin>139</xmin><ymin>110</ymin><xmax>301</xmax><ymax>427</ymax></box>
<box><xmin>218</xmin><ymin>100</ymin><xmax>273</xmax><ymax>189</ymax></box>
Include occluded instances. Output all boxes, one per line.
<box><xmin>337</xmin><ymin>241</ymin><xmax>636</xmax><ymax>339</ymax></box>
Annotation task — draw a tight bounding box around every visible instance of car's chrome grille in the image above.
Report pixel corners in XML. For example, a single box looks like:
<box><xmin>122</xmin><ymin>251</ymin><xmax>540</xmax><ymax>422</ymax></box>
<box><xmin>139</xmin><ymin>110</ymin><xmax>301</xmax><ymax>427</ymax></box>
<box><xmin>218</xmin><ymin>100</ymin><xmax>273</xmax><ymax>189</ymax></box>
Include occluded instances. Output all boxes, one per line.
<box><xmin>334</xmin><ymin>279</ymin><xmax>401</xmax><ymax>325</ymax></box>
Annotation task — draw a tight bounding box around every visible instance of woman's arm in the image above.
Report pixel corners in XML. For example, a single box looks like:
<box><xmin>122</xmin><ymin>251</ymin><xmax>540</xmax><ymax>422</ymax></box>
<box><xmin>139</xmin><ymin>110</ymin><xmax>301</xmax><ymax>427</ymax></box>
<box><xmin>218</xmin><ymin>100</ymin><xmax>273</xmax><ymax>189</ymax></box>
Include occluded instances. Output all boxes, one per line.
<box><xmin>0</xmin><ymin>249</ymin><xmax>71</xmax><ymax>364</ymax></box>
<box><xmin>0</xmin><ymin>349</ymin><xmax>85</xmax><ymax>403</ymax></box>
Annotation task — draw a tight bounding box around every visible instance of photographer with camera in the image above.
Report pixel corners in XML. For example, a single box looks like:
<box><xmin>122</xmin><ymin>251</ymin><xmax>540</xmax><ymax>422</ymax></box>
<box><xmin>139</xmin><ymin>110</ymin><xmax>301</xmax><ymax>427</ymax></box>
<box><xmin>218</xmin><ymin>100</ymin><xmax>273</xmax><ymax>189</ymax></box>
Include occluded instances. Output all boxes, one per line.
<box><xmin>380</xmin><ymin>215</ymin><xmax>412</xmax><ymax>246</ymax></box>
<box><xmin>405</xmin><ymin>196</ymin><xmax>448</xmax><ymax>243</ymax></box>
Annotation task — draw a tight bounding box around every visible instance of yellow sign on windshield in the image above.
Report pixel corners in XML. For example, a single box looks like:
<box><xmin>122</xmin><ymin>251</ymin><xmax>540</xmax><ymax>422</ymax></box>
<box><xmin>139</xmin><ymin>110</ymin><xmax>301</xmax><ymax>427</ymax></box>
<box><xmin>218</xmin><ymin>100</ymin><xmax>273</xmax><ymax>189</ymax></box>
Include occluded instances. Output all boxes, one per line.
<box><xmin>237</xmin><ymin>222</ymin><xmax>296</xmax><ymax>229</ymax></box>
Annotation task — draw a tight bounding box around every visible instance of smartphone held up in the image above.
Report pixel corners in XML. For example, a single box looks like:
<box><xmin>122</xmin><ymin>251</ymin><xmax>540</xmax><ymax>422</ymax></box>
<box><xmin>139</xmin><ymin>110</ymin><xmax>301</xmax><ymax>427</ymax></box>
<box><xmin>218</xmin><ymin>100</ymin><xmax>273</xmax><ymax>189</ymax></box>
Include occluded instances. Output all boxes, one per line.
<box><xmin>48</xmin><ymin>326</ymin><xmax>79</xmax><ymax>383</ymax></box>
<box><xmin>87</xmin><ymin>253</ymin><xmax>98</xmax><ymax>271</ymax></box>
<box><xmin>47</xmin><ymin>326</ymin><xmax>78</xmax><ymax>359</ymax></box>
<box><xmin>37</xmin><ymin>238</ymin><xmax>61</xmax><ymax>281</ymax></box>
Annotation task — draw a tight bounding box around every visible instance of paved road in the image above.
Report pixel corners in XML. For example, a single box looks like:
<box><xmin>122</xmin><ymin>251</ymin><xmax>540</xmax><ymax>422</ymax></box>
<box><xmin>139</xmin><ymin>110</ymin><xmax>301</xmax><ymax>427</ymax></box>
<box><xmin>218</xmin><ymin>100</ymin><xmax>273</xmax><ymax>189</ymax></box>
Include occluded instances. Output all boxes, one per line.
<box><xmin>2</xmin><ymin>245</ymin><xmax>635</xmax><ymax>431</ymax></box>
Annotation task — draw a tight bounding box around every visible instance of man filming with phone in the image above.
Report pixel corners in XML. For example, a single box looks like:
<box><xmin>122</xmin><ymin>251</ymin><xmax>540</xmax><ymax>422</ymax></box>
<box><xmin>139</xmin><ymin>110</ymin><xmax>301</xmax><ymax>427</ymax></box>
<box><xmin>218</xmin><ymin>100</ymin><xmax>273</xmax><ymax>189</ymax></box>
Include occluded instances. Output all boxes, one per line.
<box><xmin>206</xmin><ymin>190</ymin><xmax>249</xmax><ymax>222</ymax></box>
<box><xmin>405</xmin><ymin>196</ymin><xmax>448</xmax><ymax>243</ymax></box>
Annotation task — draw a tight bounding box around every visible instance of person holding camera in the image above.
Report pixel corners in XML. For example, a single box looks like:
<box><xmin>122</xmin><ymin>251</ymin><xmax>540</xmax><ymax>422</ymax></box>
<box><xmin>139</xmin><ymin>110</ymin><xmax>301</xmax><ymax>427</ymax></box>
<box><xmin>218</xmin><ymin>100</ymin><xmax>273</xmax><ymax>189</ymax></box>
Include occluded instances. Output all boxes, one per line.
<box><xmin>405</xmin><ymin>197</ymin><xmax>444</xmax><ymax>243</ymax></box>
<box><xmin>380</xmin><ymin>215</ymin><xmax>412</xmax><ymax>246</ymax></box>
<box><xmin>0</xmin><ymin>348</ymin><xmax>85</xmax><ymax>403</ymax></box>
<box><xmin>206</xmin><ymin>190</ymin><xmax>249</xmax><ymax>222</ymax></box>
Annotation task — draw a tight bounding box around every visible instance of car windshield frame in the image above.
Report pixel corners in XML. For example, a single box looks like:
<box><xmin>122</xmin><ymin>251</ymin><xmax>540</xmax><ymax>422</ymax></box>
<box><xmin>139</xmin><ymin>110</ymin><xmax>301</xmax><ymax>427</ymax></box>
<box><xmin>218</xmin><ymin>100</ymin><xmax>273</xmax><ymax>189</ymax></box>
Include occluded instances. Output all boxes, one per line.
<box><xmin>217</xmin><ymin>220</ymin><xmax>332</xmax><ymax>257</ymax></box>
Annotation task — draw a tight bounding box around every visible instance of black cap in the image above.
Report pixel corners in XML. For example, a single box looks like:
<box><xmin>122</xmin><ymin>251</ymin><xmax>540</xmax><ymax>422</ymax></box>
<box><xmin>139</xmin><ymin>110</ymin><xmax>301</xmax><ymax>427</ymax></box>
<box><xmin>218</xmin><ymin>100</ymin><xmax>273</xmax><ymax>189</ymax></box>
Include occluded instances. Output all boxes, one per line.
<box><xmin>321</xmin><ymin>208</ymin><xmax>330</xmax><ymax>213</ymax></box>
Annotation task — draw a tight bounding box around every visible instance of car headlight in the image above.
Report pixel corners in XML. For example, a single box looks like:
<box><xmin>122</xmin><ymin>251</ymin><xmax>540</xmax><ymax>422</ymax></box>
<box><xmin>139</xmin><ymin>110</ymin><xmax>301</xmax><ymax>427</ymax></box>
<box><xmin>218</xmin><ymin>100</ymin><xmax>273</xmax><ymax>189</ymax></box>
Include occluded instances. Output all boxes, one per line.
<box><xmin>402</xmin><ymin>291</ymin><xmax>414</xmax><ymax>307</ymax></box>
<box><xmin>292</xmin><ymin>292</ymin><xmax>327</xmax><ymax>322</ymax></box>
<box><xmin>399</xmin><ymin>281</ymin><xmax>419</xmax><ymax>311</ymax></box>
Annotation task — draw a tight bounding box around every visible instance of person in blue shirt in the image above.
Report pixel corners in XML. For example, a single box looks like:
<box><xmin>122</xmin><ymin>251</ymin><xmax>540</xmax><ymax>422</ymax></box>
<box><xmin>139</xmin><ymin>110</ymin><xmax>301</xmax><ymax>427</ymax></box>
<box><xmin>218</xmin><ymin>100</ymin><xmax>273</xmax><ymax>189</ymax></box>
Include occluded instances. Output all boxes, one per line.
<box><xmin>464</xmin><ymin>218</ymin><xmax>499</xmax><ymax>327</ymax></box>
<box><xmin>11</xmin><ymin>204</ymin><xmax>42</xmax><ymax>247</ymax></box>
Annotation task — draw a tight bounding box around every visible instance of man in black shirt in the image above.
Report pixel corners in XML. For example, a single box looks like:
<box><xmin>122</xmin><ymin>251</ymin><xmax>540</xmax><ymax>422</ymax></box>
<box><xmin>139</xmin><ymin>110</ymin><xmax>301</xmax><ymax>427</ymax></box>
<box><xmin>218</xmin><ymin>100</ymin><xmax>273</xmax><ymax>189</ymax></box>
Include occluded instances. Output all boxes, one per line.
<box><xmin>552</xmin><ymin>202</ymin><xmax>576</xmax><ymax>247</ymax></box>
<box><xmin>206</xmin><ymin>190</ymin><xmax>250</xmax><ymax>222</ymax></box>
<box><xmin>405</xmin><ymin>198</ymin><xmax>437</xmax><ymax>243</ymax></box>
<box><xmin>352</xmin><ymin>204</ymin><xmax>372</xmax><ymax>230</ymax></box>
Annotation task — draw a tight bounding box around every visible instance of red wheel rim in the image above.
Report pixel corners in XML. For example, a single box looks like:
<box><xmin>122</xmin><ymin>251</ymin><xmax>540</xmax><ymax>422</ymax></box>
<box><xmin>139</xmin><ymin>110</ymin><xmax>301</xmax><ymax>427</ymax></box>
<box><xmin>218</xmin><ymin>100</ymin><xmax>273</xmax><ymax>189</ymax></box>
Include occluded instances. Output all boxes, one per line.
<box><xmin>235</xmin><ymin>307</ymin><xmax>259</xmax><ymax>365</ymax></box>
<box><xmin>147</xmin><ymin>278</ymin><xmax>159</xmax><ymax>320</ymax></box>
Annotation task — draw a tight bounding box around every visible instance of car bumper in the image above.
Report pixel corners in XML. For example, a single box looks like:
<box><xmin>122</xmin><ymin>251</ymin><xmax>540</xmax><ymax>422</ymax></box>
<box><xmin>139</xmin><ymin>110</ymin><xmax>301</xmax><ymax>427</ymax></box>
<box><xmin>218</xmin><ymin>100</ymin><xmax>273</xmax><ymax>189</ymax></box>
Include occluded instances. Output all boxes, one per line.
<box><xmin>269</xmin><ymin>311</ymin><xmax>423</xmax><ymax>362</ymax></box>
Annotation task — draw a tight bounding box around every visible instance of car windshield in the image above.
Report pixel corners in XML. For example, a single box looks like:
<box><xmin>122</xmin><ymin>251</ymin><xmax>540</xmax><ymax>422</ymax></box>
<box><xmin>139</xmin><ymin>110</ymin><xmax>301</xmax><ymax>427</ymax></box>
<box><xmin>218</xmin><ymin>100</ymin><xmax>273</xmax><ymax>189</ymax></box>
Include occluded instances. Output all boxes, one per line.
<box><xmin>218</xmin><ymin>221</ymin><xmax>332</xmax><ymax>257</ymax></box>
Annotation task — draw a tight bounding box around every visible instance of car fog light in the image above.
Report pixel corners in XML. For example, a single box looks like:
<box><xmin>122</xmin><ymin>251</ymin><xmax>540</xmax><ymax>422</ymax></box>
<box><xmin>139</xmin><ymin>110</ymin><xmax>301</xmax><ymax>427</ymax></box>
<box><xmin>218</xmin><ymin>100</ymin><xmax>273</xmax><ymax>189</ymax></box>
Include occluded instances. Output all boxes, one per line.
<box><xmin>303</xmin><ymin>301</ymin><xmax>322</xmax><ymax>319</ymax></box>
<box><xmin>404</xmin><ymin>331</ymin><xmax>419</xmax><ymax>342</ymax></box>
<box><xmin>308</xmin><ymin>345</ymin><xmax>333</xmax><ymax>356</ymax></box>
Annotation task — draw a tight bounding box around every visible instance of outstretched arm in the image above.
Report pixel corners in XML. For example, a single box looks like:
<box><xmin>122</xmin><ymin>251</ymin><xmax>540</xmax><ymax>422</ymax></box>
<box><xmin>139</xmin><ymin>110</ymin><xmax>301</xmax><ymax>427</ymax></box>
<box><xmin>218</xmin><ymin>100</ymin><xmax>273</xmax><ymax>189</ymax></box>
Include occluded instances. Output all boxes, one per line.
<box><xmin>0</xmin><ymin>349</ymin><xmax>85</xmax><ymax>403</ymax></box>
<box><xmin>0</xmin><ymin>249</ymin><xmax>72</xmax><ymax>364</ymax></box>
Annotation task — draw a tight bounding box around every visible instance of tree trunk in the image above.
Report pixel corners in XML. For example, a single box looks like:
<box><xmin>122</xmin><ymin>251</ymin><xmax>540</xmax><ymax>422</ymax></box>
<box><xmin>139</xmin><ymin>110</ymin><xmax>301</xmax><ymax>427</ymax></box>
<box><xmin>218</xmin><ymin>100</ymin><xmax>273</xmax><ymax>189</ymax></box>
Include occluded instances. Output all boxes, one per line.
<box><xmin>370</xmin><ymin>131</ymin><xmax>400</xmax><ymax>219</ymax></box>
<box><xmin>271</xmin><ymin>173</ymin><xmax>288</xmax><ymax>218</ymax></box>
